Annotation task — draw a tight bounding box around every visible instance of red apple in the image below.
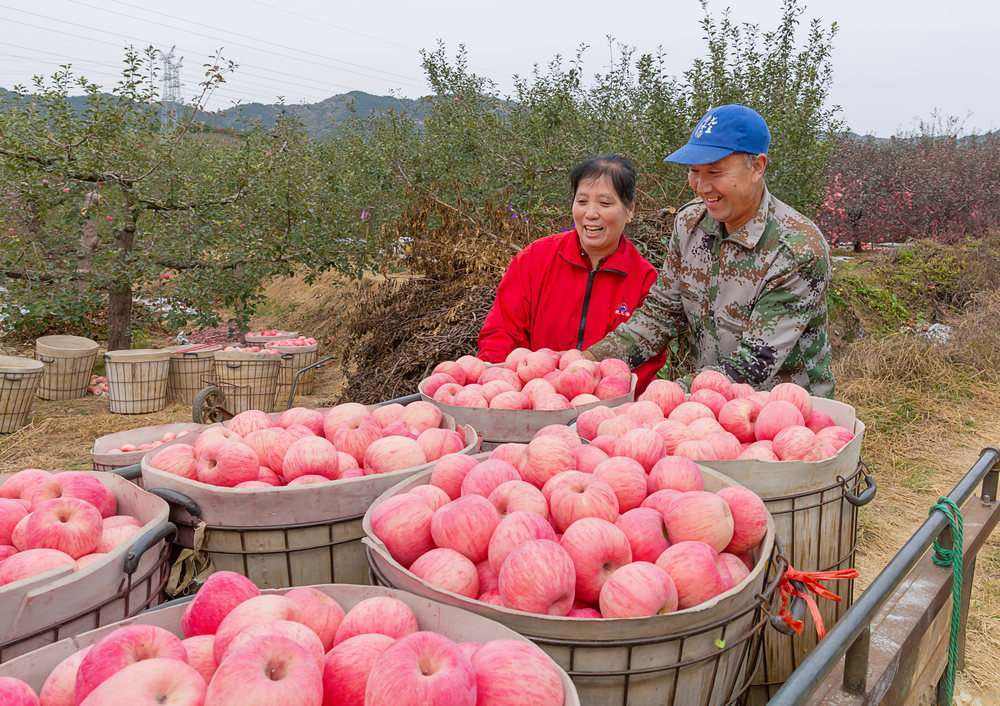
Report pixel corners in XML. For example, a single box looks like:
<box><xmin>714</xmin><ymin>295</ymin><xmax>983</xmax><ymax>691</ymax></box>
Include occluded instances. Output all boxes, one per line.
<box><xmin>599</xmin><ymin>561</ymin><xmax>679</xmax><ymax>618</ymax></box>
<box><xmin>410</xmin><ymin>547</ymin><xmax>479</xmax><ymax>597</ymax></box>
<box><xmin>220</xmin><ymin>620</ymin><xmax>325</xmax><ymax>667</ymax></box>
<box><xmin>75</xmin><ymin>624</ymin><xmax>188</xmax><ymax>704</ymax></box>
<box><xmin>322</xmin><ymin>633</ymin><xmax>394</xmax><ymax>706</ymax></box>
<box><xmin>226</xmin><ymin>409</ymin><xmax>272</xmax><ymax>437</ymax></box>
<box><xmin>242</xmin><ymin>428</ymin><xmax>296</xmax><ymax>475</ymax></box>
<box><xmin>488</xmin><ymin>480</ymin><xmax>548</xmax><ymax>518</ymax></box>
<box><xmin>323</xmin><ymin>403</ymin><xmax>370</xmax><ymax>436</ymax></box>
<box><xmin>26</xmin><ymin>497</ymin><xmax>101</xmax><ymax>558</ymax></box>
<box><xmin>196</xmin><ymin>440</ymin><xmax>260</xmax><ymax>487</ymax></box>
<box><xmin>477</xmin><ymin>560</ymin><xmax>499</xmax><ymax>593</ymax></box>
<box><xmin>408</xmin><ymin>484</ymin><xmax>451</xmax><ymax>511</ymax></box>
<box><xmin>520</xmin><ymin>435</ymin><xmax>574</xmax><ymax>488</ymax></box>
<box><xmin>572</xmin><ymin>444</ymin><xmax>609</xmax><ymax>473</ymax></box>
<box><xmin>647</xmin><ymin>456</ymin><xmax>704</xmax><ymax>494</ymax></box>
<box><xmin>667</xmin><ymin>401</ymin><xmax>715</xmax><ymax>425</ymax></box>
<box><xmin>487</xmin><ymin>511</ymin><xmax>557</xmax><ymax>574</ymax></box>
<box><xmin>593</xmin><ymin>457</ymin><xmax>647</xmax><ymax>512</ymax></box>
<box><xmin>0</xmin><ymin>547</ymin><xmax>74</xmax><ymax>585</ymax></box>
<box><xmin>772</xmin><ymin>425</ymin><xmax>817</xmax><ymax>461</ymax></box>
<box><xmin>498</xmin><ymin>539</ymin><xmax>575</xmax><ymax>615</ymax></box>
<box><xmin>575</xmin><ymin>406</ymin><xmax>616</xmax><ymax>441</ymax></box>
<box><xmin>281</xmin><ymin>436</ymin><xmax>339</xmax><ymax>482</ymax></box>
<box><xmin>560</xmin><ymin>517</ymin><xmax>632</xmax><ymax>603</ymax></box>
<box><xmin>615</xmin><ymin>507</ymin><xmax>671</xmax><ymax>562</ymax></box>
<box><xmin>370</xmin><ymin>493</ymin><xmax>435</xmax><ymax>567</ymax></box>
<box><xmin>718</xmin><ymin>399</ymin><xmax>759</xmax><ymax>443</ymax></box>
<box><xmin>364</xmin><ymin>631</ymin><xmax>476</xmax><ymax>706</ymax></box>
<box><xmin>212</xmin><ymin>594</ymin><xmax>299</xmax><ymax>663</ymax></box>
<box><xmin>471</xmin><ymin>640</ymin><xmax>564</xmax><ymax>706</ymax></box>
<box><xmin>285</xmin><ymin>587</ymin><xmax>345</xmax><ymax>651</ymax></box>
<box><xmin>638</xmin><ymin>379</ymin><xmax>685</xmax><ymax>416</ymax></box>
<box><xmin>690</xmin><ymin>370</ymin><xmax>732</xmax><ymax>398</ymax></box>
<box><xmin>371</xmin><ymin>403</ymin><xmax>406</xmax><ymax>428</ymax></box>
<box><xmin>39</xmin><ymin>645</ymin><xmax>91</xmax><ymax>706</ymax></box>
<box><xmin>150</xmin><ymin>444</ymin><xmax>197</xmax><ymax>479</ymax></box>
<box><xmin>180</xmin><ymin>636</ymin><xmax>217</xmax><ymax>685</ymax></box>
<box><xmin>277</xmin><ymin>407</ymin><xmax>325</xmax><ymax>435</ymax></box>
<box><xmin>664</xmin><ymin>491</ymin><xmax>734</xmax><ymax>552</ymax></box>
<box><xmin>754</xmin><ymin>401</ymin><xmax>805</xmax><ymax>442</ymax></box>
<box><xmin>0</xmin><ymin>468</ymin><xmax>52</xmax><ymax>500</ymax></box>
<box><xmin>364</xmin><ymin>437</ymin><xmax>427</xmax><ymax>474</ymax></box>
<box><xmin>429</xmin><ymin>455</ymin><xmax>478</xmax><ymax>500</ymax></box>
<box><xmin>0</xmin><ymin>677</ymin><xmax>38</xmax><ymax>706</ymax></box>
<box><xmin>180</xmin><ymin>570</ymin><xmax>260</xmax><ymax>637</ymax></box>
<box><xmin>205</xmin><ymin>635</ymin><xmax>321</xmax><ymax>706</ymax></box>
<box><xmin>656</xmin><ymin>541</ymin><xmax>727</xmax><ymax>609</ymax></box>
<box><xmin>0</xmin><ymin>498</ymin><xmax>29</xmax><ymax>545</ymax></box>
<box><xmin>431</xmin><ymin>495</ymin><xmax>501</xmax><ymax>564</ymax></box>
<box><xmin>717</xmin><ymin>486</ymin><xmax>769</xmax><ymax>554</ymax></box>
<box><xmin>97</xmin><ymin>524</ymin><xmax>141</xmax><ymax>553</ymax></box>
<box><xmin>460</xmin><ymin>460</ymin><xmax>520</xmax><ymax>498</ymax></box>
<box><xmin>334</xmin><ymin>596</ymin><xmax>419</xmax><ymax>645</ymax></box>
<box><xmin>549</xmin><ymin>476</ymin><xmax>619</xmax><ymax>532</ymax></box>
<box><xmin>769</xmin><ymin>382</ymin><xmax>812</xmax><ymax>420</ymax></box>
<box><xmin>400</xmin><ymin>401</ymin><xmax>443</xmax><ymax>434</ymax></box>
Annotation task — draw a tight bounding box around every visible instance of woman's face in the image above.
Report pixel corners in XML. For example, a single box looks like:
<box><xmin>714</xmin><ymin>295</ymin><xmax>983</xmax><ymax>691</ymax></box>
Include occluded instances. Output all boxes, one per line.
<box><xmin>572</xmin><ymin>174</ymin><xmax>634</xmax><ymax>261</ymax></box>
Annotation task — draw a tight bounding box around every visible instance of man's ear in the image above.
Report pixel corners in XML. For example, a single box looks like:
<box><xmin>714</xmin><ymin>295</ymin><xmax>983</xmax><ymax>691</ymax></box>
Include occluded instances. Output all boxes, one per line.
<box><xmin>754</xmin><ymin>154</ymin><xmax>768</xmax><ymax>179</ymax></box>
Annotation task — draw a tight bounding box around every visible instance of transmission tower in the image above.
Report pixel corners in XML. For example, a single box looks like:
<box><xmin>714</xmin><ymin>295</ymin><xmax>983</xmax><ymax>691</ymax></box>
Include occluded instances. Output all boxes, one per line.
<box><xmin>160</xmin><ymin>46</ymin><xmax>183</xmax><ymax>128</ymax></box>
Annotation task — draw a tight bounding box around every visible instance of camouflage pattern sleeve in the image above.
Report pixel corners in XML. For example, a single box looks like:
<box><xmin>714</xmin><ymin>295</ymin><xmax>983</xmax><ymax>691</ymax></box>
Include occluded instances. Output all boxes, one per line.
<box><xmin>586</xmin><ymin>217</ymin><xmax>687</xmax><ymax>368</ymax></box>
<box><xmin>717</xmin><ymin>245</ymin><xmax>832</xmax><ymax>391</ymax></box>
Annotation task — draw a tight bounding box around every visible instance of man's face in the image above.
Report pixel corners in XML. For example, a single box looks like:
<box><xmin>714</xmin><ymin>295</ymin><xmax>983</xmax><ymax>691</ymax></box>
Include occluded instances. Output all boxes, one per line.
<box><xmin>687</xmin><ymin>153</ymin><xmax>767</xmax><ymax>229</ymax></box>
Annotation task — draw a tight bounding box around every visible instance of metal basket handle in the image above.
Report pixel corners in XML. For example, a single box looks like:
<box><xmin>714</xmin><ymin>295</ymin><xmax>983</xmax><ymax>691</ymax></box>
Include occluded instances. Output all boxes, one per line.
<box><xmin>146</xmin><ymin>487</ymin><xmax>203</xmax><ymax>519</ymax></box>
<box><xmin>110</xmin><ymin>463</ymin><xmax>143</xmax><ymax>482</ymax></box>
<box><xmin>124</xmin><ymin>522</ymin><xmax>177</xmax><ymax>575</ymax></box>
<box><xmin>767</xmin><ymin>537</ymin><xmax>808</xmax><ymax>636</ymax></box>
<box><xmin>841</xmin><ymin>464</ymin><xmax>877</xmax><ymax>507</ymax></box>
<box><xmin>37</xmin><ymin>354</ymin><xmax>55</xmax><ymax>363</ymax></box>
<box><xmin>377</xmin><ymin>392</ymin><xmax>422</xmax><ymax>406</ymax></box>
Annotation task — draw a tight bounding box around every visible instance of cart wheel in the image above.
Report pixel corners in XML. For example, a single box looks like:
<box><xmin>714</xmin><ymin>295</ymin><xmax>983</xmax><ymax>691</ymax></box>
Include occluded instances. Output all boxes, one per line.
<box><xmin>192</xmin><ymin>385</ymin><xmax>230</xmax><ymax>424</ymax></box>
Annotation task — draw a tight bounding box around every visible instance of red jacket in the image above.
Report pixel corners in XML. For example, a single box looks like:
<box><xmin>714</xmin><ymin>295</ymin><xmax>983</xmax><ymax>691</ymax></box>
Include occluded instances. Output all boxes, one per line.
<box><xmin>478</xmin><ymin>230</ymin><xmax>667</xmax><ymax>393</ymax></box>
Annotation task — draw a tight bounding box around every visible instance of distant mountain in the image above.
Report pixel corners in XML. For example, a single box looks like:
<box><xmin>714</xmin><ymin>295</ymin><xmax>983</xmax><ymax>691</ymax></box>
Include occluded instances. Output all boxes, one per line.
<box><xmin>0</xmin><ymin>87</ymin><xmax>432</xmax><ymax>138</ymax></box>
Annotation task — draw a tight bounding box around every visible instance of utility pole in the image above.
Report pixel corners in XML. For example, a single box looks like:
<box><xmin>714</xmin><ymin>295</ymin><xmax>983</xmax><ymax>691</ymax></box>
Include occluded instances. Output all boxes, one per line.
<box><xmin>160</xmin><ymin>45</ymin><xmax>183</xmax><ymax>128</ymax></box>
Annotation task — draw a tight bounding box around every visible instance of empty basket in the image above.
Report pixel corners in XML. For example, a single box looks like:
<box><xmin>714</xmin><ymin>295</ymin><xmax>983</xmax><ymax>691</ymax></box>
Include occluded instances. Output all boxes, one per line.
<box><xmin>105</xmin><ymin>349</ymin><xmax>172</xmax><ymax>414</ymax></box>
<box><xmin>34</xmin><ymin>335</ymin><xmax>99</xmax><ymax>400</ymax></box>
<box><xmin>0</xmin><ymin>356</ymin><xmax>44</xmax><ymax>433</ymax></box>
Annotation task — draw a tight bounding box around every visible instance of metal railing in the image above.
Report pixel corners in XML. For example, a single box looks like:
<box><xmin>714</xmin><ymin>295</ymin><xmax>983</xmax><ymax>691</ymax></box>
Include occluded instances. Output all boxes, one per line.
<box><xmin>769</xmin><ymin>447</ymin><xmax>999</xmax><ymax>705</ymax></box>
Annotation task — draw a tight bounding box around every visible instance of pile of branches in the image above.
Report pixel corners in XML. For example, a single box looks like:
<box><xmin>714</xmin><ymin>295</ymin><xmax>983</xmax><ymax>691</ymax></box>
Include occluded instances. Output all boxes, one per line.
<box><xmin>338</xmin><ymin>191</ymin><xmax>675</xmax><ymax>403</ymax></box>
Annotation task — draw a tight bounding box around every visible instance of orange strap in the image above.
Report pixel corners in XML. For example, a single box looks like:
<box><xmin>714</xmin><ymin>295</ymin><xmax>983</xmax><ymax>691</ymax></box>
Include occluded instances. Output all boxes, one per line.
<box><xmin>777</xmin><ymin>566</ymin><xmax>859</xmax><ymax>638</ymax></box>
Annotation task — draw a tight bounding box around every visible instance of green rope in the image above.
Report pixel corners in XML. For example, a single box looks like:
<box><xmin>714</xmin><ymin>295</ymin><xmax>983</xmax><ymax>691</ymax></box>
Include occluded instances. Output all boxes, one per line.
<box><xmin>929</xmin><ymin>496</ymin><xmax>964</xmax><ymax>706</ymax></box>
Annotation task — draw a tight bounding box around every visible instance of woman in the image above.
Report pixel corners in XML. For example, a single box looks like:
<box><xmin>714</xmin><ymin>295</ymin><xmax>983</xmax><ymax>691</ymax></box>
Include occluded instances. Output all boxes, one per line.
<box><xmin>478</xmin><ymin>155</ymin><xmax>666</xmax><ymax>392</ymax></box>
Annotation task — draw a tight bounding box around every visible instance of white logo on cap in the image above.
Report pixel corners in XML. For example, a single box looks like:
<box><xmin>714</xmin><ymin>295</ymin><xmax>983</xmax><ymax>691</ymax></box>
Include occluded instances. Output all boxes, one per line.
<box><xmin>694</xmin><ymin>114</ymin><xmax>718</xmax><ymax>139</ymax></box>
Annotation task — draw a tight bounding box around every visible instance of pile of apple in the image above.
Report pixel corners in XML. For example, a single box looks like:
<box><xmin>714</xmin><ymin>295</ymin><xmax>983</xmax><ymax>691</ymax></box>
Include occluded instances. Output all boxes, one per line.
<box><xmin>265</xmin><ymin>336</ymin><xmax>318</xmax><ymax>348</ymax></box>
<box><xmin>106</xmin><ymin>430</ymin><xmax>183</xmax><ymax>455</ymax></box>
<box><xmin>421</xmin><ymin>349</ymin><xmax>632</xmax><ymax>410</ymax></box>
<box><xmin>148</xmin><ymin>403</ymin><xmax>467</xmax><ymax>488</ymax></box>
<box><xmin>247</xmin><ymin>329</ymin><xmax>290</xmax><ymax>338</ymax></box>
<box><xmin>0</xmin><ymin>571</ymin><xmax>566</xmax><ymax>706</ymax></box>
<box><xmin>370</xmin><ymin>426</ymin><xmax>769</xmax><ymax>619</ymax></box>
<box><xmin>220</xmin><ymin>345</ymin><xmax>282</xmax><ymax>355</ymax></box>
<box><xmin>86</xmin><ymin>375</ymin><xmax>109</xmax><ymax>397</ymax></box>
<box><xmin>574</xmin><ymin>370</ymin><xmax>855</xmax><ymax>463</ymax></box>
<box><xmin>0</xmin><ymin>470</ymin><xmax>146</xmax><ymax>587</ymax></box>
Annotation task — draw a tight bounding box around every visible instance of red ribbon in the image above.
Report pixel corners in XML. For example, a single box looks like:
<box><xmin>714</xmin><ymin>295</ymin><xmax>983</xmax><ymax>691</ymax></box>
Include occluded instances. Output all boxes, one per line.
<box><xmin>777</xmin><ymin>566</ymin><xmax>860</xmax><ymax>638</ymax></box>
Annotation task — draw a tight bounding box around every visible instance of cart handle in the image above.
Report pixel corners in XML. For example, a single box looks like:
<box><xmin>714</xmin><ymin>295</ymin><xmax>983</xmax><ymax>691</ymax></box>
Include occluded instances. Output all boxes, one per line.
<box><xmin>842</xmin><ymin>470</ymin><xmax>877</xmax><ymax>507</ymax></box>
<box><xmin>110</xmin><ymin>463</ymin><xmax>142</xmax><ymax>482</ymax></box>
<box><xmin>146</xmin><ymin>487</ymin><xmax>203</xmax><ymax>519</ymax></box>
<box><xmin>377</xmin><ymin>393</ymin><xmax>421</xmax><ymax>406</ymax></box>
<box><xmin>124</xmin><ymin>522</ymin><xmax>177</xmax><ymax>575</ymax></box>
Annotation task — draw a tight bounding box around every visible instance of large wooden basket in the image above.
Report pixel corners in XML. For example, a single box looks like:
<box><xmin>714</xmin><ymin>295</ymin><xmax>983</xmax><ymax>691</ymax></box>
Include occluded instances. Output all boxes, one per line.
<box><xmin>0</xmin><ymin>356</ymin><xmax>44</xmax><ymax>434</ymax></box>
<box><xmin>0</xmin><ymin>583</ymin><xmax>581</xmax><ymax>705</ymax></box>
<box><xmin>104</xmin><ymin>349</ymin><xmax>172</xmax><ymax>414</ymax></box>
<box><xmin>34</xmin><ymin>335</ymin><xmax>99</xmax><ymax>401</ymax></box>
<box><xmin>0</xmin><ymin>472</ymin><xmax>175</xmax><ymax>662</ymax></box>
<box><xmin>139</xmin><ymin>410</ymin><xmax>480</xmax><ymax>589</ymax></box>
<box><xmin>364</xmin><ymin>464</ymin><xmax>780</xmax><ymax>706</ymax></box>
<box><xmin>697</xmin><ymin>396</ymin><xmax>871</xmax><ymax>702</ymax></box>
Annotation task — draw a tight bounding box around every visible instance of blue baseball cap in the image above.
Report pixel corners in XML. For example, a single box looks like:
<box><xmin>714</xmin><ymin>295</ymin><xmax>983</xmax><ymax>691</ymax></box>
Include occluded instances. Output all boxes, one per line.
<box><xmin>665</xmin><ymin>104</ymin><xmax>771</xmax><ymax>165</ymax></box>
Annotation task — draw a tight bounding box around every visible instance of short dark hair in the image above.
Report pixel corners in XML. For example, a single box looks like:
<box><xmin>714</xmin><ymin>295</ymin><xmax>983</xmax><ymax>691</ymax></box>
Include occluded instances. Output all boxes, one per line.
<box><xmin>570</xmin><ymin>155</ymin><xmax>637</xmax><ymax>207</ymax></box>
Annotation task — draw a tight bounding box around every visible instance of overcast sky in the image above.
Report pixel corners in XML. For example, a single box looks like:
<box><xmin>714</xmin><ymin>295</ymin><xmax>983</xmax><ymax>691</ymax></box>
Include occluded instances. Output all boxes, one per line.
<box><xmin>0</xmin><ymin>0</ymin><xmax>995</xmax><ymax>136</ymax></box>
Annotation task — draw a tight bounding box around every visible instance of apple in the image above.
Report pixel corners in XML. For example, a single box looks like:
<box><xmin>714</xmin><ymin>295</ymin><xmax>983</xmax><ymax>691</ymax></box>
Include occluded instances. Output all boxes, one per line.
<box><xmin>277</xmin><ymin>407</ymin><xmax>325</xmax><ymax>435</ymax></box>
<box><xmin>0</xmin><ymin>468</ymin><xmax>52</xmax><ymax>500</ymax></box>
<box><xmin>39</xmin><ymin>645</ymin><xmax>91</xmax><ymax>706</ymax></box>
<box><xmin>549</xmin><ymin>476</ymin><xmax>619</xmax><ymax>532</ymax></box>
<box><xmin>180</xmin><ymin>570</ymin><xmax>260</xmax><ymax>637</ymax></box>
<box><xmin>212</xmin><ymin>594</ymin><xmax>299</xmax><ymax>663</ymax></box>
<box><xmin>431</xmin><ymin>495</ymin><xmax>501</xmax><ymax>564</ymax></box>
<box><xmin>487</xmin><ymin>510</ymin><xmax>557</xmax><ymax>574</ymax></box>
<box><xmin>364</xmin><ymin>437</ymin><xmax>427</xmax><ymax>474</ymax></box>
<box><xmin>196</xmin><ymin>440</ymin><xmax>260</xmax><ymax>487</ymax></box>
<box><xmin>498</xmin><ymin>539</ymin><xmax>575</xmax><ymax>615</ymax></box>
<box><xmin>323</xmin><ymin>403</ymin><xmax>371</xmax><ymax>436</ymax></box>
<box><xmin>284</xmin><ymin>587</ymin><xmax>345</xmax><ymax>651</ymax></box>
<box><xmin>204</xmin><ymin>635</ymin><xmax>321</xmax><ymax>706</ymax></box>
<box><xmin>656</xmin><ymin>541</ymin><xmax>727</xmax><ymax>609</ymax></box>
<box><xmin>417</xmin><ymin>428</ymin><xmax>466</xmax><ymax>462</ymax></box>
<box><xmin>718</xmin><ymin>399</ymin><xmax>759</xmax><ymax>443</ymax></box>
<box><xmin>471</xmin><ymin>640</ymin><xmax>564</xmax><ymax>706</ymax></box>
<box><xmin>408</xmin><ymin>484</ymin><xmax>451</xmax><ymax>511</ymax></box>
<box><xmin>77</xmin><ymin>659</ymin><xmax>205</xmax><ymax>705</ymax></box>
<box><xmin>647</xmin><ymin>456</ymin><xmax>704</xmax><ymax>494</ymax></box>
<box><xmin>0</xmin><ymin>498</ymin><xmax>29</xmax><ymax>545</ymax></box>
<box><xmin>572</xmin><ymin>444</ymin><xmax>609</xmax><ymax>473</ymax></box>
<box><xmin>690</xmin><ymin>370</ymin><xmax>732</xmax><ymax>398</ymax></box>
<box><xmin>75</xmin><ymin>625</ymin><xmax>188</xmax><ymax>704</ymax></box>
<box><xmin>595</xmin><ymin>415</ymin><xmax>636</xmax><ymax>439</ymax></box>
<box><xmin>220</xmin><ymin>620</ymin><xmax>325</xmax><ymax>667</ymax></box>
<box><xmin>593</xmin><ymin>457</ymin><xmax>647</xmax><ymax>512</ymax></box>
<box><xmin>333</xmin><ymin>596</ymin><xmax>419</xmax><ymax>645</ymax></box>
<box><xmin>599</xmin><ymin>561</ymin><xmax>679</xmax><ymax>618</ymax></box>
<box><xmin>410</xmin><ymin>547</ymin><xmax>479</xmax><ymax>597</ymax></box>
<box><xmin>241</xmin><ymin>428</ymin><xmax>296</xmax><ymax>475</ymax></box>
<box><xmin>429</xmin><ymin>455</ymin><xmax>478</xmax><ymax>500</ymax></box>
<box><xmin>50</xmin><ymin>473</ymin><xmax>116</xmax><ymax>518</ymax></box>
<box><xmin>488</xmin><ymin>480</ymin><xmax>548</xmax><ymax>518</ymax></box>
<box><xmin>97</xmin><ymin>524</ymin><xmax>141</xmax><ymax>553</ymax></box>
<box><xmin>369</xmin><ymin>493</ymin><xmax>435</xmax><ymax>568</ymax></box>
<box><xmin>180</xmin><ymin>636</ymin><xmax>217</xmax><ymax>685</ymax></box>
<box><xmin>575</xmin><ymin>406</ymin><xmax>616</xmax><ymax>441</ymax></box>
<box><xmin>400</xmin><ymin>401</ymin><xmax>443</xmax><ymax>434</ymax></box>
<box><xmin>641</xmin><ymin>489</ymin><xmax>682</xmax><ymax>520</ymax></box>
<box><xmin>460</xmin><ymin>460</ymin><xmax>521</xmax><ymax>498</ymax></box>
<box><xmin>667</xmin><ymin>401</ymin><xmax>715</xmax><ymax>425</ymax></box>
<box><xmin>321</xmin><ymin>633</ymin><xmax>394</xmax><ymax>706</ymax></box>
<box><xmin>616</xmin><ymin>507</ymin><xmax>671</xmax><ymax>562</ymax></box>
<box><xmin>637</xmin><ymin>379</ymin><xmax>685</xmax><ymax>416</ymax></box>
<box><xmin>26</xmin><ymin>497</ymin><xmax>101</xmax><ymax>559</ymax></box>
<box><xmin>193</xmin><ymin>427</ymin><xmax>242</xmax><ymax>459</ymax></box>
<box><xmin>560</xmin><ymin>517</ymin><xmax>632</xmax><ymax>603</ymax></box>
<box><xmin>717</xmin><ymin>486</ymin><xmax>769</xmax><ymax>554</ymax></box>
<box><xmin>593</xmin><ymin>374</ymin><xmax>630</xmax><ymax>400</ymax></box>
<box><xmin>769</xmin><ymin>382</ymin><xmax>812</xmax><ymax>419</ymax></box>
<box><xmin>664</xmin><ymin>491</ymin><xmax>734</xmax><ymax>552</ymax></box>
<box><xmin>651</xmin><ymin>419</ymin><xmax>691</xmax><ymax>454</ymax></box>
<box><xmin>754</xmin><ymin>401</ymin><xmax>805</xmax><ymax>442</ymax></box>
<box><xmin>150</xmin><ymin>444</ymin><xmax>197</xmax><ymax>479</ymax></box>
<box><xmin>281</xmin><ymin>436</ymin><xmax>339</xmax><ymax>482</ymax></box>
<box><xmin>520</xmin><ymin>435</ymin><xmax>574</xmax><ymax>488</ymax></box>
<box><xmin>364</xmin><ymin>631</ymin><xmax>476</xmax><ymax>706</ymax></box>
<box><xmin>716</xmin><ymin>552</ymin><xmax>751</xmax><ymax>590</ymax></box>
<box><xmin>226</xmin><ymin>410</ymin><xmax>272</xmax><ymax>437</ymax></box>
<box><xmin>331</xmin><ymin>416</ymin><xmax>384</xmax><ymax>464</ymax></box>
<box><xmin>0</xmin><ymin>547</ymin><xmax>74</xmax><ymax>585</ymax></box>
<box><xmin>477</xmin><ymin>560</ymin><xmax>499</xmax><ymax>593</ymax></box>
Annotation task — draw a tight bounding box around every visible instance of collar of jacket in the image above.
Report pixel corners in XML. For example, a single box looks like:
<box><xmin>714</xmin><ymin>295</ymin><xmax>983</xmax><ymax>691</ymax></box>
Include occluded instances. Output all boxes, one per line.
<box><xmin>557</xmin><ymin>229</ymin><xmax>630</xmax><ymax>274</ymax></box>
<box><xmin>699</xmin><ymin>185</ymin><xmax>773</xmax><ymax>250</ymax></box>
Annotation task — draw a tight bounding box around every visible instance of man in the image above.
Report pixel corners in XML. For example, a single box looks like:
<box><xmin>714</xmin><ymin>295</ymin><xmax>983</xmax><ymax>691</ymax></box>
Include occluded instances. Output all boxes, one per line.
<box><xmin>585</xmin><ymin>104</ymin><xmax>835</xmax><ymax>396</ymax></box>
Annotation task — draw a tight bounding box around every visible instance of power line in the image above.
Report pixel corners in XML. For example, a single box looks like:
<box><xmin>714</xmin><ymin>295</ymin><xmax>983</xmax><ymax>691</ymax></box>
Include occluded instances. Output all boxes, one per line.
<box><xmin>244</xmin><ymin>0</ymin><xmax>418</xmax><ymax>52</ymax></box>
<box><xmin>62</xmin><ymin>0</ymin><xmax>425</xmax><ymax>89</ymax></box>
<box><xmin>0</xmin><ymin>16</ymin><xmax>366</xmax><ymax>99</ymax></box>
<box><xmin>0</xmin><ymin>44</ymin><xmax>328</xmax><ymax>103</ymax></box>
<box><xmin>102</xmin><ymin>0</ymin><xmax>422</xmax><ymax>82</ymax></box>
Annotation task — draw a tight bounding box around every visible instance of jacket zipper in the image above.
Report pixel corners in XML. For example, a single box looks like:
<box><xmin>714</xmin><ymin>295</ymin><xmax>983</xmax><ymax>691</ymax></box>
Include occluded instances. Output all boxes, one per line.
<box><xmin>577</xmin><ymin>268</ymin><xmax>599</xmax><ymax>349</ymax></box>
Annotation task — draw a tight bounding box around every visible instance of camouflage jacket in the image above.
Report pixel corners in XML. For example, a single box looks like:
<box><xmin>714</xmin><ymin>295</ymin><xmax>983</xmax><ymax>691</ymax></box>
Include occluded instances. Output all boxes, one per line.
<box><xmin>587</xmin><ymin>186</ymin><xmax>835</xmax><ymax>397</ymax></box>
